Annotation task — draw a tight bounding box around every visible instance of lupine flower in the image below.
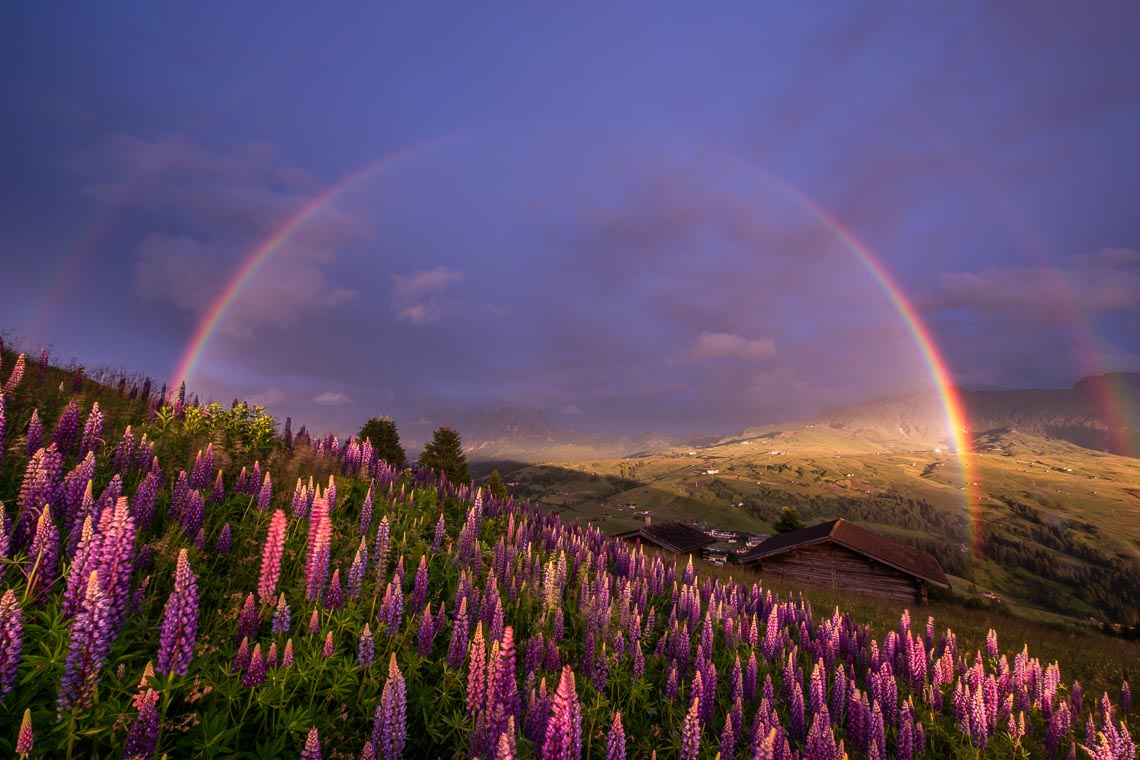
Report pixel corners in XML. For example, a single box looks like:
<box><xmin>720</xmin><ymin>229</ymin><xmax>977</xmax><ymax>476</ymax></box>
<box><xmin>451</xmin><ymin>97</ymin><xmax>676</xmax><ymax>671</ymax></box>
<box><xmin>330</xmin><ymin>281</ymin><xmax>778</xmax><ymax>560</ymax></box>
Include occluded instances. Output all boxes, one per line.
<box><xmin>348</xmin><ymin>539</ymin><xmax>368</xmax><ymax>599</ymax></box>
<box><xmin>180</xmin><ymin>489</ymin><xmax>205</xmax><ymax>540</ymax></box>
<box><xmin>605</xmin><ymin>712</ymin><xmax>625</xmax><ymax>760</ymax></box>
<box><xmin>0</xmin><ymin>518</ymin><xmax>8</xmax><ymax>587</ymax></box>
<box><xmin>232</xmin><ymin>637</ymin><xmax>251</xmax><ymax>674</ymax></box>
<box><xmin>326</xmin><ymin>569</ymin><xmax>344</xmax><ymax>610</ymax></box>
<box><xmin>306</xmin><ymin>497</ymin><xmax>332</xmax><ymax>602</ymax></box>
<box><xmin>467</xmin><ymin>622</ymin><xmax>488</xmax><ymax>715</ymax></box>
<box><xmin>237</xmin><ymin>592</ymin><xmax>259</xmax><ymax>643</ymax></box>
<box><xmin>322</xmin><ymin>631</ymin><xmax>334</xmax><ymax>657</ymax></box>
<box><xmin>4</xmin><ymin>353</ymin><xmax>26</xmax><ymax>394</ymax></box>
<box><xmin>215</xmin><ymin>522</ymin><xmax>232</xmax><ymax>555</ymax></box>
<box><xmin>412</xmin><ymin>555</ymin><xmax>429</xmax><ymax>613</ymax></box>
<box><xmin>123</xmin><ymin>665</ymin><xmax>160</xmax><ymax>760</ymax></box>
<box><xmin>242</xmin><ymin>643</ymin><xmax>266</xmax><ymax>687</ymax></box>
<box><xmin>210</xmin><ymin>470</ymin><xmax>225</xmax><ymax>505</ymax></box>
<box><xmin>681</xmin><ymin>695</ymin><xmax>701</xmax><ymax>760</ymax></box>
<box><xmin>493</xmin><ymin>718</ymin><xmax>518</xmax><ymax>760</ymax></box>
<box><xmin>0</xmin><ymin>589</ymin><xmax>23</xmax><ymax>701</ymax></box>
<box><xmin>543</xmin><ymin>665</ymin><xmax>582</xmax><ymax>760</ymax></box>
<box><xmin>58</xmin><ymin>570</ymin><xmax>113</xmax><ymax>713</ymax></box>
<box><xmin>26</xmin><ymin>505</ymin><xmax>59</xmax><ymax>599</ymax></box>
<box><xmin>372</xmin><ymin>653</ymin><xmax>407</xmax><ymax>759</ymax></box>
<box><xmin>16</xmin><ymin>443</ymin><xmax>62</xmax><ymax>548</ymax></box>
<box><xmin>301</xmin><ymin>726</ymin><xmax>322</xmax><ymax>760</ymax></box>
<box><xmin>156</xmin><ymin>549</ymin><xmax>199</xmax><ymax>676</ymax></box>
<box><xmin>432</xmin><ymin>514</ymin><xmax>446</xmax><ymax>553</ymax></box>
<box><xmin>79</xmin><ymin>401</ymin><xmax>104</xmax><ymax>456</ymax></box>
<box><xmin>360</xmin><ymin>482</ymin><xmax>374</xmax><ymax>536</ymax></box>
<box><xmin>0</xmin><ymin>391</ymin><xmax>6</xmax><ymax>470</ymax></box>
<box><xmin>283</xmin><ymin>639</ymin><xmax>295</xmax><ymax>668</ymax></box>
<box><xmin>1124</xmin><ymin>680</ymin><xmax>1131</xmax><ymax>717</ymax></box>
<box><xmin>16</xmin><ymin>708</ymin><xmax>33</xmax><ymax>755</ymax></box>
<box><xmin>273</xmin><ymin>593</ymin><xmax>292</xmax><ymax>635</ymax></box>
<box><xmin>359</xmin><ymin>623</ymin><xmax>375</xmax><ymax>668</ymax></box>
<box><xmin>258</xmin><ymin>510</ymin><xmax>288</xmax><ymax>605</ymax></box>
<box><xmin>51</xmin><ymin>400</ymin><xmax>80</xmax><ymax>457</ymax></box>
<box><xmin>308</xmin><ymin>609</ymin><xmax>321</xmax><ymax>634</ymax></box>
<box><xmin>257</xmin><ymin>472</ymin><xmax>273</xmax><ymax>511</ymax></box>
<box><xmin>25</xmin><ymin>409</ymin><xmax>42</xmax><ymax>459</ymax></box>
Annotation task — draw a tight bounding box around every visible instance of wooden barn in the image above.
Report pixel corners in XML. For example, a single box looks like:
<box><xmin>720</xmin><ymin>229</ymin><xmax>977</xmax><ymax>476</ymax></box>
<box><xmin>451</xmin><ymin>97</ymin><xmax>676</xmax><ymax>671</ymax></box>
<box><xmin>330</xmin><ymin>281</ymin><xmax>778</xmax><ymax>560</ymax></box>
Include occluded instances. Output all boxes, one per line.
<box><xmin>614</xmin><ymin>520</ymin><xmax>716</xmax><ymax>556</ymax></box>
<box><xmin>737</xmin><ymin>518</ymin><xmax>951</xmax><ymax>604</ymax></box>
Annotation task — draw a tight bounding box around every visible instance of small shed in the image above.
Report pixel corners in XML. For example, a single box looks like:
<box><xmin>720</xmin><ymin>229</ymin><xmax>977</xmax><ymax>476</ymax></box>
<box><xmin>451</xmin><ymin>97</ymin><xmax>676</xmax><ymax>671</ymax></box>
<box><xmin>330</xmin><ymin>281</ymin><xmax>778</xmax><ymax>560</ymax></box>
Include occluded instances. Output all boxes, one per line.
<box><xmin>737</xmin><ymin>518</ymin><xmax>951</xmax><ymax>604</ymax></box>
<box><xmin>615</xmin><ymin>521</ymin><xmax>716</xmax><ymax>556</ymax></box>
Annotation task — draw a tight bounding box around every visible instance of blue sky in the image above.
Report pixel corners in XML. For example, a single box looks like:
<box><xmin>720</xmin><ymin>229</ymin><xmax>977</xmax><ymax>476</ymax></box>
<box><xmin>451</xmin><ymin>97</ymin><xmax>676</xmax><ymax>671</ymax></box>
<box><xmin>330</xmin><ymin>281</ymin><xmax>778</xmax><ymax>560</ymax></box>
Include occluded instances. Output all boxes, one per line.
<box><xmin>2</xmin><ymin>2</ymin><xmax>1139</xmax><ymax>439</ymax></box>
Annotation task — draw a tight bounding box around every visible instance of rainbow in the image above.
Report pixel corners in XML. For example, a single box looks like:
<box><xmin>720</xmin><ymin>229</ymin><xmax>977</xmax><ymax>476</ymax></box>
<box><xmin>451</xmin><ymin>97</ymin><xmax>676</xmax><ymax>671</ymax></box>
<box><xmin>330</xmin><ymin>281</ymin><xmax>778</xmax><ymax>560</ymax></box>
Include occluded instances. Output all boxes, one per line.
<box><xmin>173</xmin><ymin>134</ymin><xmax>982</xmax><ymax>548</ymax></box>
<box><xmin>171</xmin><ymin>133</ymin><xmax>471</xmax><ymax>391</ymax></box>
<box><xmin>752</xmin><ymin>170</ymin><xmax>981</xmax><ymax>549</ymax></box>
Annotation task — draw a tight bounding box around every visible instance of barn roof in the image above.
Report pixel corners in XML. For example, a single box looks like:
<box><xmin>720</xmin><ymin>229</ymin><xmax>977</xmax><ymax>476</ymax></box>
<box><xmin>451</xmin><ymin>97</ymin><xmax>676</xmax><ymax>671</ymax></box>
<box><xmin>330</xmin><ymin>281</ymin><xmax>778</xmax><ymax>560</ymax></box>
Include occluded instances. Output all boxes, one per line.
<box><xmin>614</xmin><ymin>521</ymin><xmax>716</xmax><ymax>554</ymax></box>
<box><xmin>738</xmin><ymin>518</ymin><xmax>951</xmax><ymax>588</ymax></box>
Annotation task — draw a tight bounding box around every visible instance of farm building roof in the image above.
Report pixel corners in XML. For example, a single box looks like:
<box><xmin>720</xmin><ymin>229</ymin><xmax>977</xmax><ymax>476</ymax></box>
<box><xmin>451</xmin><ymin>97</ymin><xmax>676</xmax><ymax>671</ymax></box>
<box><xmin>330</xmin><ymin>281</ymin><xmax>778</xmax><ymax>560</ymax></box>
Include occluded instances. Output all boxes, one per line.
<box><xmin>738</xmin><ymin>518</ymin><xmax>951</xmax><ymax>588</ymax></box>
<box><xmin>614</xmin><ymin>521</ymin><xmax>716</xmax><ymax>554</ymax></box>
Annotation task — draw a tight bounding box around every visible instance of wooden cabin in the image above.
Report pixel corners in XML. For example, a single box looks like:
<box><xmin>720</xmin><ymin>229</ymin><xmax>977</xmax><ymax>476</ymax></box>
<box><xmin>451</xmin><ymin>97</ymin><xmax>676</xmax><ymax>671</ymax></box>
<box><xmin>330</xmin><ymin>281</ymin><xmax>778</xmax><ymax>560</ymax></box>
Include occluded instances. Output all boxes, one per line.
<box><xmin>614</xmin><ymin>520</ymin><xmax>716</xmax><ymax>556</ymax></box>
<box><xmin>737</xmin><ymin>518</ymin><xmax>951</xmax><ymax>605</ymax></box>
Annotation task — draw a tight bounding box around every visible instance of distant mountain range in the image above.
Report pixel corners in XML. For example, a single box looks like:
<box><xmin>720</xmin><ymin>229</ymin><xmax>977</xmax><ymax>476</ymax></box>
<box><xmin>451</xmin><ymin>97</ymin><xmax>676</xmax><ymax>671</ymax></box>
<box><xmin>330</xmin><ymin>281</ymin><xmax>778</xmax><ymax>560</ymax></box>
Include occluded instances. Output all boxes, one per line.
<box><xmin>401</xmin><ymin>373</ymin><xmax>1139</xmax><ymax>462</ymax></box>
<box><xmin>815</xmin><ymin>373</ymin><xmax>1139</xmax><ymax>457</ymax></box>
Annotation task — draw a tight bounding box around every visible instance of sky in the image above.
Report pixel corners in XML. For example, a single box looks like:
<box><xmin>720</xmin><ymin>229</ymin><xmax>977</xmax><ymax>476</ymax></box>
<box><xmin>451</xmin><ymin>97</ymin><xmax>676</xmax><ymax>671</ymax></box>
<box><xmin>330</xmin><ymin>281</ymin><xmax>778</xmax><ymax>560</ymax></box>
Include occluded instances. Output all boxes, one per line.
<box><xmin>2</xmin><ymin>2</ymin><xmax>1139</xmax><ymax>439</ymax></box>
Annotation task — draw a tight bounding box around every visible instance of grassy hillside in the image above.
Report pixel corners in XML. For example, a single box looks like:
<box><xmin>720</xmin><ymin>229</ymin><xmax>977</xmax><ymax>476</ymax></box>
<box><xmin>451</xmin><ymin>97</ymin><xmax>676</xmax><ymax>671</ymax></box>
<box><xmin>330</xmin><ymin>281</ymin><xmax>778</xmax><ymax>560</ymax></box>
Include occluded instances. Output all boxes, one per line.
<box><xmin>507</xmin><ymin>424</ymin><xmax>1140</xmax><ymax>626</ymax></box>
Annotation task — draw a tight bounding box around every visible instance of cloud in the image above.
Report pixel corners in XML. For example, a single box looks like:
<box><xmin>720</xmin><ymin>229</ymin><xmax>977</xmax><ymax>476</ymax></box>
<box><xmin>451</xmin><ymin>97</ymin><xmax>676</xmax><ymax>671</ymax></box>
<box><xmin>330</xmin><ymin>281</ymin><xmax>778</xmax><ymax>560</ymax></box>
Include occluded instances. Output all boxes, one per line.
<box><xmin>924</xmin><ymin>248</ymin><xmax>1140</xmax><ymax>319</ymax></box>
<box><xmin>314</xmin><ymin>391</ymin><xmax>353</xmax><ymax>406</ymax></box>
<box><xmin>391</xmin><ymin>266</ymin><xmax>466</xmax><ymax>325</ymax></box>
<box><xmin>673</xmin><ymin>331</ymin><xmax>777</xmax><ymax>365</ymax></box>
<box><xmin>91</xmin><ymin>134</ymin><xmax>368</xmax><ymax>335</ymax></box>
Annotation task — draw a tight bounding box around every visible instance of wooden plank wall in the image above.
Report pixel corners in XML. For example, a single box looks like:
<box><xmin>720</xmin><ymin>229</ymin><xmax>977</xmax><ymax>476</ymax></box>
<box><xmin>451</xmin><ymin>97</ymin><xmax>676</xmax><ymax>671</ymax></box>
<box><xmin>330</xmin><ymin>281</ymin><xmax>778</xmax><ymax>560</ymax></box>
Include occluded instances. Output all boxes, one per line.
<box><xmin>759</xmin><ymin>542</ymin><xmax>922</xmax><ymax>604</ymax></box>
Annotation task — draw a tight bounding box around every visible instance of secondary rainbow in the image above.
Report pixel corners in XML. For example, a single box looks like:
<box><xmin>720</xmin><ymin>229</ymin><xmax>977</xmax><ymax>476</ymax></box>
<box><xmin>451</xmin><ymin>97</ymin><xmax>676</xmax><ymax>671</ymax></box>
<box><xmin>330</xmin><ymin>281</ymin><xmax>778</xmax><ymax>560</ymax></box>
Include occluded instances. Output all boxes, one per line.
<box><xmin>171</xmin><ymin>133</ymin><xmax>467</xmax><ymax>391</ymax></box>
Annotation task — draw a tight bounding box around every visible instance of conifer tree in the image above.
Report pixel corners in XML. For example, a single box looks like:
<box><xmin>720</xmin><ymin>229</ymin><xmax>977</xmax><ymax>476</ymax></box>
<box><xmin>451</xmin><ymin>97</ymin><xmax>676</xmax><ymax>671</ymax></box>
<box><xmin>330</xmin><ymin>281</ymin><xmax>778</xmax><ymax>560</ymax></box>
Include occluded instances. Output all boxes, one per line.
<box><xmin>773</xmin><ymin>505</ymin><xmax>805</xmax><ymax>534</ymax></box>
<box><xmin>359</xmin><ymin>417</ymin><xmax>407</xmax><ymax>470</ymax></box>
<box><xmin>485</xmin><ymin>469</ymin><xmax>507</xmax><ymax>500</ymax></box>
<box><xmin>417</xmin><ymin>426</ymin><xmax>469</xmax><ymax>484</ymax></box>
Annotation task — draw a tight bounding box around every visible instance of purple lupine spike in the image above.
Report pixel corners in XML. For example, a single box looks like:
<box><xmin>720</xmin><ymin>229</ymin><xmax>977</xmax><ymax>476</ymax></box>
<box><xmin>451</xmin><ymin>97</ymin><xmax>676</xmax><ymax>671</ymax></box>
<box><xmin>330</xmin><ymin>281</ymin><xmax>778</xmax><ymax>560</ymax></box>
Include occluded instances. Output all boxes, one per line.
<box><xmin>681</xmin><ymin>695</ymin><xmax>701</xmax><ymax>760</ymax></box>
<box><xmin>52</xmin><ymin>400</ymin><xmax>80</xmax><ymax>456</ymax></box>
<box><xmin>132</xmin><ymin>470</ymin><xmax>159</xmax><ymax>532</ymax></box>
<box><xmin>301</xmin><ymin>726</ymin><xmax>322</xmax><ymax>760</ymax></box>
<box><xmin>488</xmin><ymin>627</ymin><xmax>519</xmax><ymax>750</ymax></box>
<box><xmin>448</xmin><ymin>597</ymin><xmax>470</xmax><ymax>668</ymax></box>
<box><xmin>432</xmin><ymin>514</ymin><xmax>446</xmax><ymax>553</ymax></box>
<box><xmin>58</xmin><ymin>570</ymin><xmax>113</xmax><ymax>713</ymax></box>
<box><xmin>283</xmin><ymin>638</ymin><xmax>294</xmax><ymax>668</ymax></box>
<box><xmin>3</xmin><ymin>353</ymin><xmax>25</xmax><ymax>393</ymax></box>
<box><xmin>543</xmin><ymin>666</ymin><xmax>582</xmax><ymax>760</ymax></box>
<box><xmin>0</xmin><ymin>392</ymin><xmax>5</xmax><ymax>469</ymax></box>
<box><xmin>113</xmin><ymin>425</ymin><xmax>135</xmax><ymax>476</ymax></box>
<box><xmin>242</xmin><ymin>643</ymin><xmax>265</xmax><ymax>687</ymax></box>
<box><xmin>273</xmin><ymin>594</ymin><xmax>292</xmax><ymax>635</ymax></box>
<box><xmin>493</xmin><ymin>717</ymin><xmax>518</xmax><ymax>760</ymax></box>
<box><xmin>16</xmin><ymin>707</ymin><xmax>33</xmax><ymax>755</ymax></box>
<box><xmin>360</xmin><ymin>481</ymin><xmax>375</xmax><ymax>536</ymax></box>
<box><xmin>170</xmin><ymin>471</ymin><xmax>190</xmax><ymax>525</ymax></box>
<box><xmin>25</xmin><ymin>409</ymin><xmax>42</xmax><ymax>459</ymax></box>
<box><xmin>16</xmin><ymin>443</ymin><xmax>62</xmax><ymax>549</ymax></box>
<box><xmin>27</xmin><ymin>505</ymin><xmax>59</xmax><ymax>599</ymax></box>
<box><xmin>232</xmin><ymin>637</ymin><xmax>252</xmax><ymax>673</ymax></box>
<box><xmin>326</xmin><ymin>569</ymin><xmax>344</xmax><ymax>610</ymax></box>
<box><xmin>61</xmin><ymin>515</ymin><xmax>96</xmax><ymax>619</ymax></box>
<box><xmin>0</xmin><ymin>589</ymin><xmax>24</xmax><ymax>702</ymax></box>
<box><xmin>373</xmin><ymin>654</ymin><xmax>407</xmax><ymax>760</ymax></box>
<box><xmin>210</xmin><ymin>470</ymin><xmax>225</xmax><ymax>505</ymax></box>
<box><xmin>0</xmin><ymin>517</ymin><xmax>8</xmax><ymax>587</ymax></box>
<box><xmin>124</xmin><ymin>676</ymin><xmax>160</xmax><ymax>760</ymax></box>
<box><xmin>266</xmin><ymin>641</ymin><xmax>279</xmax><ymax>668</ymax></box>
<box><xmin>156</xmin><ymin>549</ymin><xmax>199</xmax><ymax>676</ymax></box>
<box><xmin>1124</xmin><ymin>680</ymin><xmax>1132</xmax><ymax>717</ymax></box>
<box><xmin>308</xmin><ymin>608</ymin><xmax>321</xmax><ymax>634</ymax></box>
<box><xmin>417</xmin><ymin>603</ymin><xmax>436</xmax><ymax>656</ymax></box>
<box><xmin>179</xmin><ymin>488</ymin><xmax>204</xmax><ymax>540</ymax></box>
<box><xmin>79</xmin><ymin>401</ymin><xmax>104</xmax><ymax>456</ymax></box>
<box><xmin>322</xmin><ymin>631</ymin><xmax>334</xmax><ymax>657</ymax></box>
<box><xmin>359</xmin><ymin>623</ymin><xmax>375</xmax><ymax>668</ymax></box>
<box><xmin>412</xmin><ymin>555</ymin><xmax>429</xmax><ymax>613</ymax></box>
<box><xmin>215</xmin><ymin>522</ymin><xmax>232</xmax><ymax>555</ymax></box>
<box><xmin>348</xmin><ymin>539</ymin><xmax>368</xmax><ymax>599</ymax></box>
<box><xmin>719</xmin><ymin>712</ymin><xmax>736</xmax><ymax>760</ymax></box>
<box><xmin>60</xmin><ymin>452</ymin><xmax>95</xmax><ymax>539</ymax></box>
<box><xmin>258</xmin><ymin>510</ymin><xmax>288</xmax><ymax>605</ymax></box>
<box><xmin>91</xmin><ymin>497</ymin><xmax>137</xmax><ymax>635</ymax></box>
<box><xmin>257</xmin><ymin>472</ymin><xmax>273</xmax><ymax>511</ymax></box>
<box><xmin>605</xmin><ymin>712</ymin><xmax>626</xmax><ymax>760</ymax></box>
<box><xmin>189</xmin><ymin>450</ymin><xmax>207</xmax><ymax>490</ymax></box>
<box><xmin>236</xmin><ymin>592</ymin><xmax>259</xmax><ymax>643</ymax></box>
<box><xmin>326</xmin><ymin>475</ymin><xmax>337</xmax><ymax>512</ymax></box>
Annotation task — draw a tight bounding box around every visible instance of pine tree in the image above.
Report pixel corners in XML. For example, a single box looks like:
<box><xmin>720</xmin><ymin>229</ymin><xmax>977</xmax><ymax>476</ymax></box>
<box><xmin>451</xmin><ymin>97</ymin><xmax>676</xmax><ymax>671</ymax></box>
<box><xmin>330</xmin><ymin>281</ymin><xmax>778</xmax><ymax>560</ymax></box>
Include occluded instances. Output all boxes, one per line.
<box><xmin>485</xmin><ymin>469</ymin><xmax>507</xmax><ymax>500</ymax></box>
<box><xmin>773</xmin><ymin>505</ymin><xmax>805</xmax><ymax>534</ymax></box>
<box><xmin>417</xmin><ymin>426</ymin><xmax>469</xmax><ymax>484</ymax></box>
<box><xmin>359</xmin><ymin>417</ymin><xmax>407</xmax><ymax>470</ymax></box>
